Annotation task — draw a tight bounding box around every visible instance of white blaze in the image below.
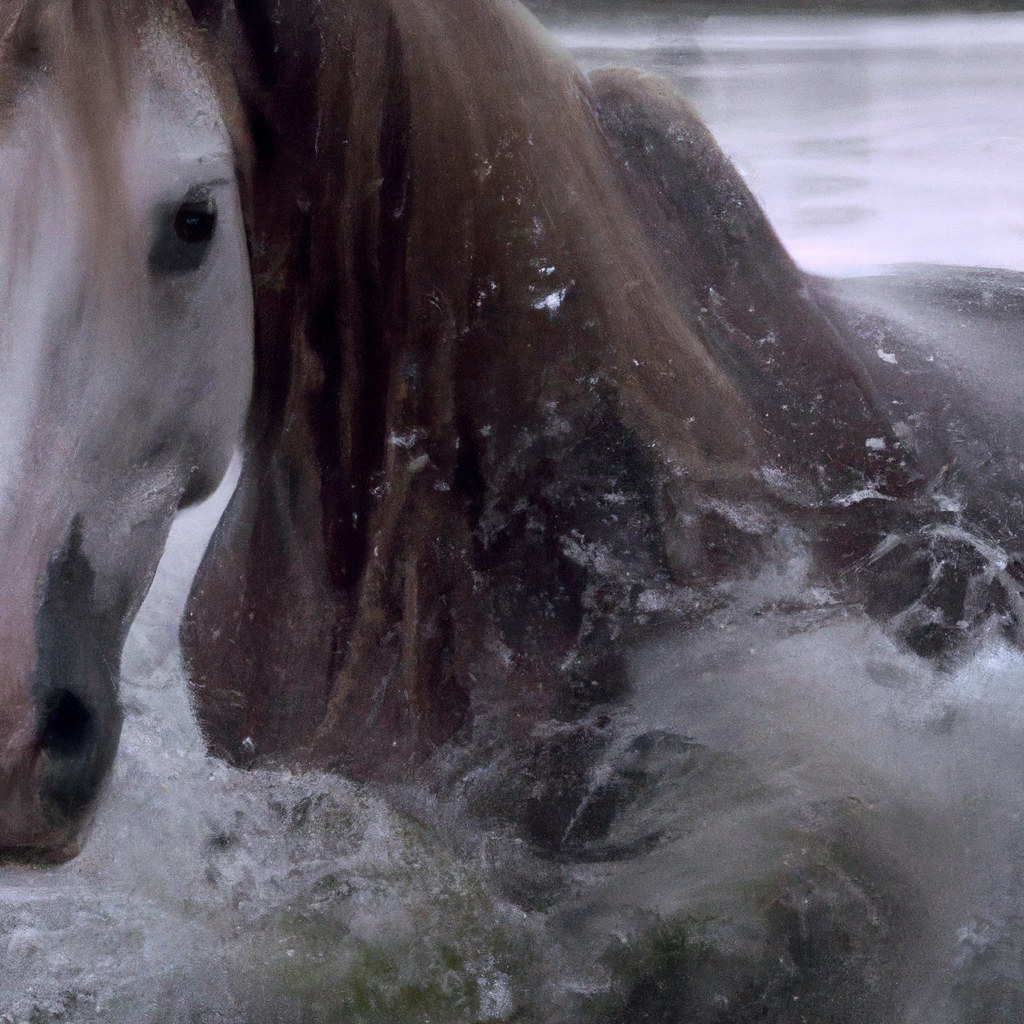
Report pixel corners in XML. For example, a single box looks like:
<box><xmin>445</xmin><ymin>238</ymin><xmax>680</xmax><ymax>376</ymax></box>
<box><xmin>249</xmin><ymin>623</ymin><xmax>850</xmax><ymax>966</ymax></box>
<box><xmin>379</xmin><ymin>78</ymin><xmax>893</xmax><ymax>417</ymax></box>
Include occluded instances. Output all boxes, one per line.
<box><xmin>0</xmin><ymin>28</ymin><xmax>252</xmax><ymax>608</ymax></box>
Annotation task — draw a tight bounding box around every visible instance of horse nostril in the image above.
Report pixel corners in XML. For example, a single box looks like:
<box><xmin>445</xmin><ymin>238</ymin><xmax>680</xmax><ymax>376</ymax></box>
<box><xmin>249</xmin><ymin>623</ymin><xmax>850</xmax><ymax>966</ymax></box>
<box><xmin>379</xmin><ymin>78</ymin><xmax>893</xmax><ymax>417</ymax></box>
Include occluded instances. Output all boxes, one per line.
<box><xmin>39</xmin><ymin>690</ymin><xmax>93</xmax><ymax>759</ymax></box>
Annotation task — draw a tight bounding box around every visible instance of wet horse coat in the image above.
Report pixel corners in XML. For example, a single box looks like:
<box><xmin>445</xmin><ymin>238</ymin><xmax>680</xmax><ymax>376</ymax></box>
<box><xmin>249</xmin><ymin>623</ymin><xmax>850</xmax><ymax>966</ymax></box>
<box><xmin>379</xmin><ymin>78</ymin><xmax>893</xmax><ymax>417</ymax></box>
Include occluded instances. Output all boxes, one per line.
<box><xmin>0</xmin><ymin>0</ymin><xmax>1023</xmax><ymax>865</ymax></box>
<box><xmin>180</xmin><ymin>0</ymin><xmax>914</xmax><ymax>778</ymax></box>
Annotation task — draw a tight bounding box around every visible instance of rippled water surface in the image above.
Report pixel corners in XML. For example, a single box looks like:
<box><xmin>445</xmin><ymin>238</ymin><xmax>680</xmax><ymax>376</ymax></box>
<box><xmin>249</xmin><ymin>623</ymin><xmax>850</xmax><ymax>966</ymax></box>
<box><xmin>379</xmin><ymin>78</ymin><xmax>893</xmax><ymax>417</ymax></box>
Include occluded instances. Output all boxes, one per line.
<box><xmin>4</xmin><ymin>12</ymin><xmax>1024</xmax><ymax>1023</ymax></box>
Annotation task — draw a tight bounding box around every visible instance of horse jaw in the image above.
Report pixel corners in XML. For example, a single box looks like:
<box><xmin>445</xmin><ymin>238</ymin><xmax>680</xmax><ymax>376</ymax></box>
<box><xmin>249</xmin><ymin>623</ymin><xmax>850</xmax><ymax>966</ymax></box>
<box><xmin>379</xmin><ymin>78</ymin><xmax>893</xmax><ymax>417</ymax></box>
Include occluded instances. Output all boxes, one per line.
<box><xmin>0</xmin><ymin>13</ymin><xmax>252</xmax><ymax>860</ymax></box>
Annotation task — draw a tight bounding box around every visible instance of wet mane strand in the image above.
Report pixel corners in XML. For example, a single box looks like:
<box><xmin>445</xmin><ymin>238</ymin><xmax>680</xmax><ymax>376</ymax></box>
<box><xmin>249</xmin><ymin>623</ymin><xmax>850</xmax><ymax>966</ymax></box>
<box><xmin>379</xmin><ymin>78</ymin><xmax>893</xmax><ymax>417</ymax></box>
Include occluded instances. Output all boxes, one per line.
<box><xmin>317</xmin><ymin>0</ymin><xmax>755</xmax><ymax>481</ymax></box>
<box><xmin>1</xmin><ymin>0</ymin><xmax>146</xmax><ymax>113</ymax></box>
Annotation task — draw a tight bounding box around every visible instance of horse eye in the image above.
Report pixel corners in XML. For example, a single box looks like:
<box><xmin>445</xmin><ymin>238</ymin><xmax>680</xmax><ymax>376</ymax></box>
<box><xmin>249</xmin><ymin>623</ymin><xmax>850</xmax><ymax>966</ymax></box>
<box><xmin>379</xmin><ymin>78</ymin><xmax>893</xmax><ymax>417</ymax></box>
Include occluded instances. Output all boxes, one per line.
<box><xmin>149</xmin><ymin>190</ymin><xmax>218</xmax><ymax>275</ymax></box>
<box><xmin>174</xmin><ymin>202</ymin><xmax>217</xmax><ymax>245</ymax></box>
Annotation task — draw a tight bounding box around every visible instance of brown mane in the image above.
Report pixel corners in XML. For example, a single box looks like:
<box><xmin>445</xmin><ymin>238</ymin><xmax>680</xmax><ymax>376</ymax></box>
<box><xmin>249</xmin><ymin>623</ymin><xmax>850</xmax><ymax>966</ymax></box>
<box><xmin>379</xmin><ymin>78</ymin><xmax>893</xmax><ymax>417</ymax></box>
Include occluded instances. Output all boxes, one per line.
<box><xmin>177</xmin><ymin>0</ymin><xmax>905</xmax><ymax>777</ymax></box>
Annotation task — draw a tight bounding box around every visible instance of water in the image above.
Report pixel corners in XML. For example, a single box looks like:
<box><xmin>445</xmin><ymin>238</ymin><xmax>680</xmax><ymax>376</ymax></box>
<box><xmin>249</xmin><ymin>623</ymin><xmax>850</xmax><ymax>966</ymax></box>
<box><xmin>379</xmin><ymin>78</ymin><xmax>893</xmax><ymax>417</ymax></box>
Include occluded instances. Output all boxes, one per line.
<box><xmin>4</xmin><ymin>12</ymin><xmax>1024</xmax><ymax>1023</ymax></box>
<box><xmin>559</xmin><ymin>11</ymin><xmax>1024</xmax><ymax>275</ymax></box>
<box><xmin>0</xmin><ymin>462</ymin><xmax>540</xmax><ymax>1021</ymax></box>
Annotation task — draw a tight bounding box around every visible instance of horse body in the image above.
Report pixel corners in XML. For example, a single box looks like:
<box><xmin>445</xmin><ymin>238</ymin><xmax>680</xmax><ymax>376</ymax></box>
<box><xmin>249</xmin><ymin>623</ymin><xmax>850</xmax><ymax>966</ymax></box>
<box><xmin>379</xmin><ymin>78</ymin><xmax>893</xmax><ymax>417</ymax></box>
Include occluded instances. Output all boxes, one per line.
<box><xmin>0</xmin><ymin>1</ymin><xmax>251</xmax><ymax>858</ymax></box>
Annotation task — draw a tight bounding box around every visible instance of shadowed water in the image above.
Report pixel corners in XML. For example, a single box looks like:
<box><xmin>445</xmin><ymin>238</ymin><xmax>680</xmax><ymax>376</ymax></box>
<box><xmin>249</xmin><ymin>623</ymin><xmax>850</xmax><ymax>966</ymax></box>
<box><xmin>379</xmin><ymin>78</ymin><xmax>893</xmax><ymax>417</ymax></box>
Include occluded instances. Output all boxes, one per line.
<box><xmin>4</xmin><ymin>12</ymin><xmax>1024</xmax><ymax>1023</ymax></box>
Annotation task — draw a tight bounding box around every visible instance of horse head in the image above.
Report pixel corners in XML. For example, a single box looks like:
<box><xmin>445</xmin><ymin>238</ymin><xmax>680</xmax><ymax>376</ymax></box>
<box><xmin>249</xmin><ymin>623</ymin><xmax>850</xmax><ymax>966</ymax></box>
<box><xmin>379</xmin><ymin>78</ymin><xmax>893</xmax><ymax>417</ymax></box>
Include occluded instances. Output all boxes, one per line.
<box><xmin>0</xmin><ymin>0</ymin><xmax>252</xmax><ymax>860</ymax></box>
<box><xmin>0</xmin><ymin>0</ymin><xmax>915</xmax><ymax>862</ymax></box>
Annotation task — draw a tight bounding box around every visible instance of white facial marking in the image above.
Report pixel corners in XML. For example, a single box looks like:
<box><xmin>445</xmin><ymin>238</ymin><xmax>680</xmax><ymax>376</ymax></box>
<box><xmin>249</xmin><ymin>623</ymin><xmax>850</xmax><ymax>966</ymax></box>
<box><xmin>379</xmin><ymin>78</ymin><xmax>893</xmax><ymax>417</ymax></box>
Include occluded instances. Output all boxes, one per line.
<box><xmin>0</xmin><ymin>26</ymin><xmax>253</xmax><ymax>615</ymax></box>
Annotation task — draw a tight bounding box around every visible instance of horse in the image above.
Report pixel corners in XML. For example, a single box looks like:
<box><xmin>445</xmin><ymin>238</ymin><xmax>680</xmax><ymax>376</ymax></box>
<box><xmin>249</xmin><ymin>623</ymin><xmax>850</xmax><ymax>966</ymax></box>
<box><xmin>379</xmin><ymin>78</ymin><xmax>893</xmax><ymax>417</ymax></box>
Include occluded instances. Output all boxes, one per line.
<box><xmin>0</xmin><ymin>0</ymin><xmax>253</xmax><ymax>859</ymax></box>
<box><xmin>2</xmin><ymin>0</ymin><xmax>1024</xmax><ymax>885</ymax></box>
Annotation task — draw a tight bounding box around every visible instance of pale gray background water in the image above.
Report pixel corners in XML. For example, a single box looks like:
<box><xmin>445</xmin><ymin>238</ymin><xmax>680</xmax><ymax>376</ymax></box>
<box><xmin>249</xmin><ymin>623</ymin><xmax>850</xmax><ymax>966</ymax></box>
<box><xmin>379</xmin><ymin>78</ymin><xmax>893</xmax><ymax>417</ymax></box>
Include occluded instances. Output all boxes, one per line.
<box><xmin>560</xmin><ymin>11</ymin><xmax>1024</xmax><ymax>275</ymax></box>
<box><xmin>3</xmin><ymin>13</ymin><xmax>1024</xmax><ymax>1022</ymax></box>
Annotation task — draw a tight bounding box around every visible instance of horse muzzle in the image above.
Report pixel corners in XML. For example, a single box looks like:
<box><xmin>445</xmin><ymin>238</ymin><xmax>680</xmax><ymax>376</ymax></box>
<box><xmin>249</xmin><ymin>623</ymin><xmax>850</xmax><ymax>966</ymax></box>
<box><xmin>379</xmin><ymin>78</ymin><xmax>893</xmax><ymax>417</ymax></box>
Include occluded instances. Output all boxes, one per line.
<box><xmin>0</xmin><ymin>685</ymin><xmax>120</xmax><ymax>863</ymax></box>
<box><xmin>0</xmin><ymin>522</ymin><xmax>125</xmax><ymax>863</ymax></box>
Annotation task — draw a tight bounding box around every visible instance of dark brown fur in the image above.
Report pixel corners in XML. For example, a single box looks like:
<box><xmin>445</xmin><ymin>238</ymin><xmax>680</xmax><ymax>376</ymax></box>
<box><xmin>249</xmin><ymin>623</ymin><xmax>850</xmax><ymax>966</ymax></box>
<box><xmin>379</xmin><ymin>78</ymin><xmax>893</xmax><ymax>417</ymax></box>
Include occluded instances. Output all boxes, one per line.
<box><xmin>179</xmin><ymin>0</ymin><xmax>911</xmax><ymax>777</ymax></box>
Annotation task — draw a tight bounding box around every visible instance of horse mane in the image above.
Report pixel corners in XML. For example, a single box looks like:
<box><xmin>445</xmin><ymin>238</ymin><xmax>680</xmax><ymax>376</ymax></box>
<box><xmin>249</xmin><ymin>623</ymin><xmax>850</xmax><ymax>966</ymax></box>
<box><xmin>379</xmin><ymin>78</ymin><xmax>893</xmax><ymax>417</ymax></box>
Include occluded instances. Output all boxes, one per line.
<box><xmin>173</xmin><ymin>0</ymin><xmax>903</xmax><ymax>776</ymax></box>
<box><xmin>174</xmin><ymin>0</ymin><xmax>765</xmax><ymax>774</ymax></box>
